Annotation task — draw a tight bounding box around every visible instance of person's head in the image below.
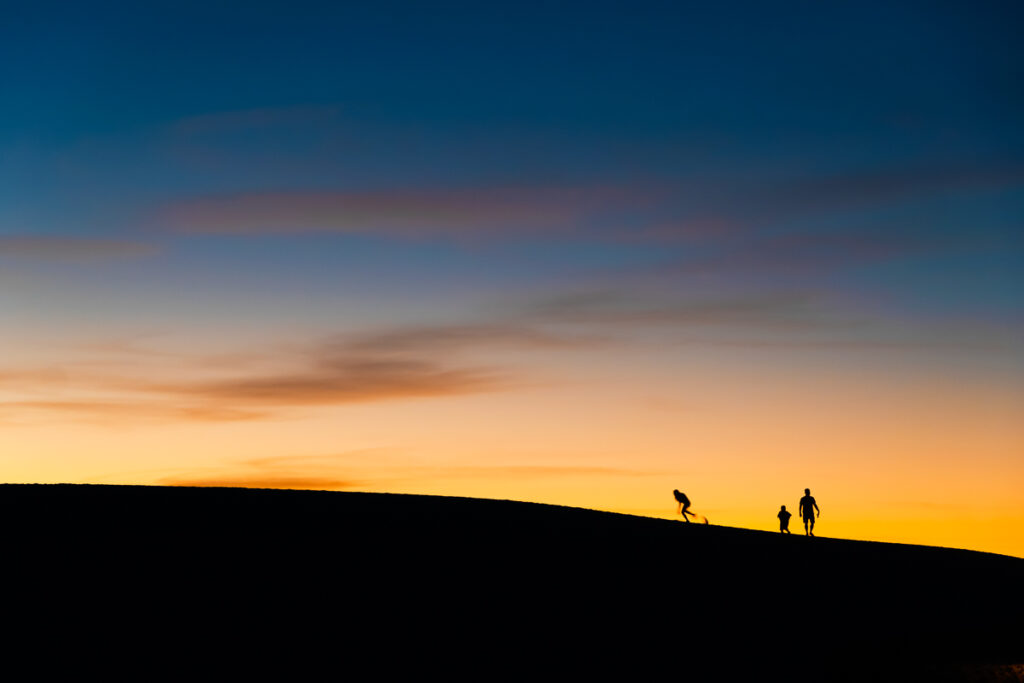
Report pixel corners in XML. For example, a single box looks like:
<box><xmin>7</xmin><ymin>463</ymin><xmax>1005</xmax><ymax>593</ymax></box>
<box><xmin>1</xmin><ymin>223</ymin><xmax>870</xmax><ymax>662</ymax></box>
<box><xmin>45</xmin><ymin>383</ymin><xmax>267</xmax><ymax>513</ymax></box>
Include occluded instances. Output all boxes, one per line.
<box><xmin>780</xmin><ymin>505</ymin><xmax>786</xmax><ymax>511</ymax></box>
<box><xmin>804</xmin><ymin>488</ymin><xmax>810</xmax><ymax>495</ymax></box>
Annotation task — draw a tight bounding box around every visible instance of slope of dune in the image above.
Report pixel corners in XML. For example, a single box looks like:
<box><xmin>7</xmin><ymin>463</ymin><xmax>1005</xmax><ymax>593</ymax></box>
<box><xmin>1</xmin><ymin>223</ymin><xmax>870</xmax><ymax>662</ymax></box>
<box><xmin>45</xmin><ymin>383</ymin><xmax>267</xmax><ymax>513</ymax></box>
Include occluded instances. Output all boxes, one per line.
<box><xmin>1</xmin><ymin>484</ymin><xmax>1020</xmax><ymax>680</ymax></box>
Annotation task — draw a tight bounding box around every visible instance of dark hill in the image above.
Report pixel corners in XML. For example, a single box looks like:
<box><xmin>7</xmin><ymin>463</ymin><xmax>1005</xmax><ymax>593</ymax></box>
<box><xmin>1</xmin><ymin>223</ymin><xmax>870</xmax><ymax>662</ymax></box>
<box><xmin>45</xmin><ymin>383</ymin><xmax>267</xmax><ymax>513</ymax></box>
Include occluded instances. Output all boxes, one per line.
<box><xmin>2</xmin><ymin>484</ymin><xmax>1020</xmax><ymax>680</ymax></box>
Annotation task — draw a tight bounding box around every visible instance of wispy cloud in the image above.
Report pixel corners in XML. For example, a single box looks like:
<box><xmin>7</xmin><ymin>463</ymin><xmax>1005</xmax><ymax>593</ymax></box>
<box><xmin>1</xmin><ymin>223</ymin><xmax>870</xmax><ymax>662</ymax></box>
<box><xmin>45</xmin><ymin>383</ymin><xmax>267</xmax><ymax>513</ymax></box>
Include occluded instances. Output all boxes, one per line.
<box><xmin>159</xmin><ymin>186</ymin><xmax>646</xmax><ymax>238</ymax></box>
<box><xmin>159</xmin><ymin>475</ymin><xmax>359</xmax><ymax>490</ymax></box>
<box><xmin>0</xmin><ymin>358</ymin><xmax>507</xmax><ymax>424</ymax></box>
<box><xmin>150</xmin><ymin>357</ymin><xmax>505</xmax><ymax>407</ymax></box>
<box><xmin>152</xmin><ymin>158</ymin><xmax>1024</xmax><ymax>254</ymax></box>
<box><xmin>341</xmin><ymin>323</ymin><xmax>602</xmax><ymax>354</ymax></box>
<box><xmin>525</xmin><ymin>289</ymin><xmax>826</xmax><ymax>330</ymax></box>
<box><xmin>2</xmin><ymin>281</ymin><xmax>1009</xmax><ymax>425</ymax></box>
<box><xmin>158</xmin><ymin>451</ymin><xmax>654</xmax><ymax>491</ymax></box>
<box><xmin>0</xmin><ymin>235</ymin><xmax>158</xmax><ymax>261</ymax></box>
<box><xmin>0</xmin><ymin>291</ymin><xmax>881</xmax><ymax>424</ymax></box>
<box><xmin>2</xmin><ymin>400</ymin><xmax>268</xmax><ymax>423</ymax></box>
<box><xmin>0</xmin><ymin>367</ymin><xmax>75</xmax><ymax>389</ymax></box>
<box><xmin>394</xmin><ymin>464</ymin><xmax>657</xmax><ymax>480</ymax></box>
<box><xmin>667</xmin><ymin>227</ymin><xmax>952</xmax><ymax>276</ymax></box>
<box><xmin>647</xmin><ymin>162</ymin><xmax>1024</xmax><ymax>233</ymax></box>
<box><xmin>745</xmin><ymin>163</ymin><xmax>1024</xmax><ymax>221</ymax></box>
<box><xmin>0</xmin><ymin>323</ymin><xmax>554</xmax><ymax>423</ymax></box>
<box><xmin>519</xmin><ymin>287</ymin><xmax>1022</xmax><ymax>351</ymax></box>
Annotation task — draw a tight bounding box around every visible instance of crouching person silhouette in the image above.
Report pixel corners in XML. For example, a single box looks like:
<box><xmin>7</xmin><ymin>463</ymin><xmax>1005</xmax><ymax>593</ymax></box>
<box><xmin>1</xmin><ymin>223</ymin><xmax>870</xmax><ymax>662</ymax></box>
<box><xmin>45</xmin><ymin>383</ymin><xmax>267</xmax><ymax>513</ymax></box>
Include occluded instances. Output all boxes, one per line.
<box><xmin>673</xmin><ymin>489</ymin><xmax>694</xmax><ymax>522</ymax></box>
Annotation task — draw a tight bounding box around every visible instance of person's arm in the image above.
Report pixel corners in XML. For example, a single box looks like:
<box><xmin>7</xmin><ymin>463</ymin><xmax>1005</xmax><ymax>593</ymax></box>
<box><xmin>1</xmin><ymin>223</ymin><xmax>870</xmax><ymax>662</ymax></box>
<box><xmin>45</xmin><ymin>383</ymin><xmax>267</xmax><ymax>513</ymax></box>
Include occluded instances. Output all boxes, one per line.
<box><xmin>814</xmin><ymin>500</ymin><xmax>820</xmax><ymax>515</ymax></box>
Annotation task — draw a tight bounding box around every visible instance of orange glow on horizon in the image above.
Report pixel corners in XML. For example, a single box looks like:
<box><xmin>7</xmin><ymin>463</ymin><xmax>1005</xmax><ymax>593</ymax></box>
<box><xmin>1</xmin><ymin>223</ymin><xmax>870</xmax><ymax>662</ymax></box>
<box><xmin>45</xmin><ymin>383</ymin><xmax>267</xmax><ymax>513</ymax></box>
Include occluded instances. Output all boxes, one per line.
<box><xmin>2</xmin><ymin>328</ymin><xmax>1020</xmax><ymax>560</ymax></box>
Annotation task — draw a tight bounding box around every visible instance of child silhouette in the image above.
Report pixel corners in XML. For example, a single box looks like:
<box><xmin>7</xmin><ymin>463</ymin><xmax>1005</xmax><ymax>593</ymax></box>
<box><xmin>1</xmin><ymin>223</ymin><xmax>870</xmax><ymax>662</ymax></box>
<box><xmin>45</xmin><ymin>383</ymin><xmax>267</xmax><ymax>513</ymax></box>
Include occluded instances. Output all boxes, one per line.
<box><xmin>777</xmin><ymin>505</ymin><xmax>792</xmax><ymax>534</ymax></box>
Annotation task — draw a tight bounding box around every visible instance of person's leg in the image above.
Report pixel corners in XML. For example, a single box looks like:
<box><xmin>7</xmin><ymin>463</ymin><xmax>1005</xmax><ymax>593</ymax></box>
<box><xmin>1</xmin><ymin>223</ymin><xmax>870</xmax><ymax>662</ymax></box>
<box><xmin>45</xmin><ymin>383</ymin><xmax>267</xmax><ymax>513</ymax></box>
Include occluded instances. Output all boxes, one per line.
<box><xmin>682</xmin><ymin>505</ymin><xmax>692</xmax><ymax>522</ymax></box>
<box><xmin>809</xmin><ymin>518</ymin><xmax>815</xmax><ymax>536</ymax></box>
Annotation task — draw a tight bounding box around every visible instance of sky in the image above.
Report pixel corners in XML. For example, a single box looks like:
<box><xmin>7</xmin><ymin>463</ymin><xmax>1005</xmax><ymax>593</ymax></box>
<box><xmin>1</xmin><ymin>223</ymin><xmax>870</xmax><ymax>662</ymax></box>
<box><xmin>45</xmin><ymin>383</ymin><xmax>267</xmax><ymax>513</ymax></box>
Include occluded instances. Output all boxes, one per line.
<box><xmin>2</xmin><ymin>1</ymin><xmax>1022</xmax><ymax>556</ymax></box>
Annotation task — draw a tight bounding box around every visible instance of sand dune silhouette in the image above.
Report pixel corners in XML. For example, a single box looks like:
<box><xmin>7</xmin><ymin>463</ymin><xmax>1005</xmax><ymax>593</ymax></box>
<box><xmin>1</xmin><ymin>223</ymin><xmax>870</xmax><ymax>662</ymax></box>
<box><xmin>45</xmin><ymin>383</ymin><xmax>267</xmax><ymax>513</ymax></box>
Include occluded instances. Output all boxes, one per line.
<box><xmin>2</xmin><ymin>484</ymin><xmax>1020</xmax><ymax>681</ymax></box>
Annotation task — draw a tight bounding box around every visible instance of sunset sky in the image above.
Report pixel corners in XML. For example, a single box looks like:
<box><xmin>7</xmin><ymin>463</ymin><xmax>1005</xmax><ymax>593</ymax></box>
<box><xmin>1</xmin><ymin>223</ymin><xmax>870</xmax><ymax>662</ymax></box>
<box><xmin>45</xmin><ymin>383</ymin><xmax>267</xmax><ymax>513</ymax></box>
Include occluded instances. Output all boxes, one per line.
<box><xmin>2</xmin><ymin>1</ymin><xmax>1022</xmax><ymax>556</ymax></box>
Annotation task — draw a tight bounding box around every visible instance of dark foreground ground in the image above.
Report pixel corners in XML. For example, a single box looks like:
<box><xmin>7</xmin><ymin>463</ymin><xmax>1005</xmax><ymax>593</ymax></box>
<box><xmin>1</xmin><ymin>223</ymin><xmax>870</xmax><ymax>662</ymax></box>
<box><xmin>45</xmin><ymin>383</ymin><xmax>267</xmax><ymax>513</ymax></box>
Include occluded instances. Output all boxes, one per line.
<box><xmin>2</xmin><ymin>484</ymin><xmax>1020</xmax><ymax>680</ymax></box>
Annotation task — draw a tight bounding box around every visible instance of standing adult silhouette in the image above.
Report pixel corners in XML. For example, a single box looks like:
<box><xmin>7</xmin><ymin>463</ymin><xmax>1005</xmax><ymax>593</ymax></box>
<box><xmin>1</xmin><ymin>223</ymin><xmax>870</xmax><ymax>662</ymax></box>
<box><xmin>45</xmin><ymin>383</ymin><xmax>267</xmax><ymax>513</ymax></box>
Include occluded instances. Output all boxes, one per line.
<box><xmin>799</xmin><ymin>488</ymin><xmax>820</xmax><ymax>536</ymax></box>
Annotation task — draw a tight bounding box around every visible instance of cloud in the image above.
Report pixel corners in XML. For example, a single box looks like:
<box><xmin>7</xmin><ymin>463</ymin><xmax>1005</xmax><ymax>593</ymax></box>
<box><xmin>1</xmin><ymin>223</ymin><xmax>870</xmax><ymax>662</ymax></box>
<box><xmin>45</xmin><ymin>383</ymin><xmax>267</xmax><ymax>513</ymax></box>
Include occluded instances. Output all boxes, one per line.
<box><xmin>159</xmin><ymin>475</ymin><xmax>359</xmax><ymax>490</ymax></box>
<box><xmin>643</xmin><ymin>162</ymin><xmax>1024</xmax><ymax>235</ymax></box>
<box><xmin>0</xmin><ymin>324</ymin><xmax>545</xmax><ymax>423</ymax></box>
<box><xmin>747</xmin><ymin>163</ymin><xmax>1024</xmax><ymax>221</ymax></box>
<box><xmin>621</xmin><ymin>163</ymin><xmax>1024</xmax><ymax>249</ymax></box>
<box><xmin>340</xmin><ymin>323</ymin><xmax>602</xmax><ymax>354</ymax></box>
<box><xmin>1</xmin><ymin>400</ymin><xmax>269</xmax><ymax>424</ymax></box>
<box><xmin>138</xmin><ymin>321</ymin><xmax>597</xmax><ymax>411</ymax></box>
<box><xmin>4</xmin><ymin>283</ymin><xmax>1007</xmax><ymax>426</ymax></box>
<box><xmin>158</xmin><ymin>186</ymin><xmax>648</xmax><ymax>238</ymax></box>
<box><xmin>519</xmin><ymin>287</ymin><xmax>1023</xmax><ymax>351</ymax></box>
<box><xmin>0</xmin><ymin>293</ymin><xmax>849</xmax><ymax>424</ymax></box>
<box><xmin>152</xmin><ymin>357</ymin><xmax>506</xmax><ymax>407</ymax></box>
<box><xmin>0</xmin><ymin>235</ymin><xmax>158</xmax><ymax>261</ymax></box>
<box><xmin>395</xmin><ymin>465</ymin><xmax>656</xmax><ymax>480</ymax></box>
<box><xmin>603</xmin><ymin>219</ymin><xmax>740</xmax><ymax>244</ymax></box>
<box><xmin>0</xmin><ymin>367</ymin><xmax>74</xmax><ymax>389</ymax></box>
<box><xmin>0</xmin><ymin>356</ymin><xmax>507</xmax><ymax>423</ymax></box>
<box><xmin>157</xmin><ymin>451</ymin><xmax>653</xmax><ymax>492</ymax></box>
<box><xmin>525</xmin><ymin>289</ymin><xmax>825</xmax><ymax>330</ymax></box>
<box><xmin>669</xmin><ymin>227</ymin><xmax>950</xmax><ymax>275</ymax></box>
<box><xmin>152</xmin><ymin>158</ymin><xmax>1024</xmax><ymax>250</ymax></box>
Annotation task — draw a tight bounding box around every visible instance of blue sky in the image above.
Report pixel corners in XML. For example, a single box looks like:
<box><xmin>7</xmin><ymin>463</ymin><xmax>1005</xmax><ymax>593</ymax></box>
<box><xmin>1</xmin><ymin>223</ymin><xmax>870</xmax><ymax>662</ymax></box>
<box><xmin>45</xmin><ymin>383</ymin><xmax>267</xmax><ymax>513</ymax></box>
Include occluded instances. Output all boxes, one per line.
<box><xmin>3</xmin><ymin>0</ymin><xmax>1022</xmax><ymax>353</ymax></box>
<box><xmin>1</xmin><ymin>0</ymin><xmax>1022</xmax><ymax>554</ymax></box>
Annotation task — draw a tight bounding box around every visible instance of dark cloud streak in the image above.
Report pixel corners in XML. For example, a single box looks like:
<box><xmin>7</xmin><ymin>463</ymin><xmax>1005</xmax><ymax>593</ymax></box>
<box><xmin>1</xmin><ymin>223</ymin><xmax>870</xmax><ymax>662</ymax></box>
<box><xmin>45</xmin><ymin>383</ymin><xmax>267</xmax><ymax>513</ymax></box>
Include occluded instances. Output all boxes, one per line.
<box><xmin>4</xmin><ymin>279</ymin><xmax>1010</xmax><ymax>425</ymax></box>
<box><xmin>151</xmin><ymin>357</ymin><xmax>506</xmax><ymax>407</ymax></box>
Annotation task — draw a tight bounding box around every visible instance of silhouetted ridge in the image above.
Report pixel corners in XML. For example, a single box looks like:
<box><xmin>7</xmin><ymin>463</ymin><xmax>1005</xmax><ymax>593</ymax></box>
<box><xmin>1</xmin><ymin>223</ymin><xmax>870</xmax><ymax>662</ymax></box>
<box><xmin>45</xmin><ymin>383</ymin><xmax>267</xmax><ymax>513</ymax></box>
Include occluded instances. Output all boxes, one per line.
<box><xmin>2</xmin><ymin>485</ymin><xmax>1020</xmax><ymax>681</ymax></box>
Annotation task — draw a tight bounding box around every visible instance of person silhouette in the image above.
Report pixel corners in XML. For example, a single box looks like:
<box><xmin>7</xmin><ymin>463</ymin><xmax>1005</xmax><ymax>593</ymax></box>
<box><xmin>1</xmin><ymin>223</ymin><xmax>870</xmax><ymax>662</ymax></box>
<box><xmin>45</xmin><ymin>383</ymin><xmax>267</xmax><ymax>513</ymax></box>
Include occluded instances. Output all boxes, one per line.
<box><xmin>777</xmin><ymin>505</ymin><xmax>792</xmax><ymax>534</ymax></box>
<box><xmin>799</xmin><ymin>488</ymin><xmax>820</xmax><ymax>536</ymax></box>
<box><xmin>673</xmin><ymin>489</ymin><xmax>694</xmax><ymax>522</ymax></box>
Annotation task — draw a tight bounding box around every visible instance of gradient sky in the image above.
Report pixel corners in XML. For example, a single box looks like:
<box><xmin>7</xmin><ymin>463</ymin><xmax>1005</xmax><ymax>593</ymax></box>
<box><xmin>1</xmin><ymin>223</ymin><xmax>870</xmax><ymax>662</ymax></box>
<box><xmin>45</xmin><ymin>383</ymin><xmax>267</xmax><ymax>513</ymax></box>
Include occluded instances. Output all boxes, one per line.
<box><xmin>2</xmin><ymin>1</ymin><xmax>1022</xmax><ymax>556</ymax></box>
